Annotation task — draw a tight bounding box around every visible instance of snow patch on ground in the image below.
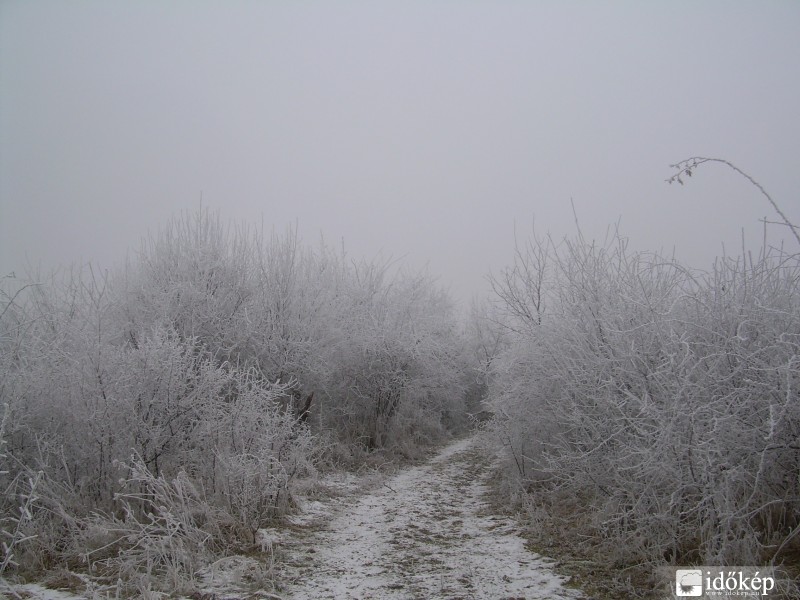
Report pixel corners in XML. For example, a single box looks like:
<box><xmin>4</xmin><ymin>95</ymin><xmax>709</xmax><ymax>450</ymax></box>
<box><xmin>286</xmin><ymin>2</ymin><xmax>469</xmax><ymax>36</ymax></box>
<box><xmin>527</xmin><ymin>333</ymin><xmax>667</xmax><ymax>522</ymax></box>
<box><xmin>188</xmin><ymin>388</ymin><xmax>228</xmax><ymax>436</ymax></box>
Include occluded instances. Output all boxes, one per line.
<box><xmin>278</xmin><ymin>435</ymin><xmax>583</xmax><ymax>599</ymax></box>
<box><xmin>2</xmin><ymin>583</ymin><xmax>85</xmax><ymax>600</ymax></box>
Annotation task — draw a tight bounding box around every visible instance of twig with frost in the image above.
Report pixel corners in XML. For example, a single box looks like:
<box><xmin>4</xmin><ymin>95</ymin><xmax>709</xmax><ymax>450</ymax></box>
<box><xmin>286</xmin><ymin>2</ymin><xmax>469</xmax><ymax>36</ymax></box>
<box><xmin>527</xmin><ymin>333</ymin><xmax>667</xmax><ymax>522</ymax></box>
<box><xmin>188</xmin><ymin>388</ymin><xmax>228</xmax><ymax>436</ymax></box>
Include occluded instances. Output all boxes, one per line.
<box><xmin>667</xmin><ymin>156</ymin><xmax>800</xmax><ymax>246</ymax></box>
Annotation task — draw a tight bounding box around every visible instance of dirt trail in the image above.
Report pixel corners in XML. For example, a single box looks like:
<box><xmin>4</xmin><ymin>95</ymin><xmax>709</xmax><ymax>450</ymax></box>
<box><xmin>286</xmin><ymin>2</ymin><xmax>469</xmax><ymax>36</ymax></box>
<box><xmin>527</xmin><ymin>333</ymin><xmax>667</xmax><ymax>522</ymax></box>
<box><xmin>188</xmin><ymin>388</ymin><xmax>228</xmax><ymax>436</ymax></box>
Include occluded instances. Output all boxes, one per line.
<box><xmin>278</xmin><ymin>436</ymin><xmax>583</xmax><ymax>600</ymax></box>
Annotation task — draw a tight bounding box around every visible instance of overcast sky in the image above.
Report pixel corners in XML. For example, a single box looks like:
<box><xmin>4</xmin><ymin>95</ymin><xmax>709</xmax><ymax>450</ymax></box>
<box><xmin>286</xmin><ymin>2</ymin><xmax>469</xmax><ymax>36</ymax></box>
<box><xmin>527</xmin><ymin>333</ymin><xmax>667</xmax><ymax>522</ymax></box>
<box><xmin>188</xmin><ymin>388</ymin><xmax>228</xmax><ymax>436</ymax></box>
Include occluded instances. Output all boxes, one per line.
<box><xmin>2</xmin><ymin>1</ymin><xmax>799</xmax><ymax>306</ymax></box>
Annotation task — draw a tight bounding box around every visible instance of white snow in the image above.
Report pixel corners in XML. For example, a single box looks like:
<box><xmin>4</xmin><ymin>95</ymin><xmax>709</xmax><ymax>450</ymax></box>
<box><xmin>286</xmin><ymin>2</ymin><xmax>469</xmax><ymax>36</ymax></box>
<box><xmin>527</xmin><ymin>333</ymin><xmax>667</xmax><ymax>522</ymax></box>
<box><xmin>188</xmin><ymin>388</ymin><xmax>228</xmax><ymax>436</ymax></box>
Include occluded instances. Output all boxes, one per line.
<box><xmin>1</xmin><ymin>582</ymin><xmax>88</xmax><ymax>599</ymax></box>
<box><xmin>277</xmin><ymin>436</ymin><xmax>583</xmax><ymax>599</ymax></box>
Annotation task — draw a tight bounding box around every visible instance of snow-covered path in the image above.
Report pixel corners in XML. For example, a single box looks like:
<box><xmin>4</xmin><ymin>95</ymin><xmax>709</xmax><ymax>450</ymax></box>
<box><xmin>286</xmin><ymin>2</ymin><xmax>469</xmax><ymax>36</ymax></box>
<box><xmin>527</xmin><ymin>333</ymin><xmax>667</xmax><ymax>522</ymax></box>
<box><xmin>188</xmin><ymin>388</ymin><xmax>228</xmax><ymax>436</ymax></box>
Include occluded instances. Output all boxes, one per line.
<box><xmin>278</xmin><ymin>436</ymin><xmax>583</xmax><ymax>600</ymax></box>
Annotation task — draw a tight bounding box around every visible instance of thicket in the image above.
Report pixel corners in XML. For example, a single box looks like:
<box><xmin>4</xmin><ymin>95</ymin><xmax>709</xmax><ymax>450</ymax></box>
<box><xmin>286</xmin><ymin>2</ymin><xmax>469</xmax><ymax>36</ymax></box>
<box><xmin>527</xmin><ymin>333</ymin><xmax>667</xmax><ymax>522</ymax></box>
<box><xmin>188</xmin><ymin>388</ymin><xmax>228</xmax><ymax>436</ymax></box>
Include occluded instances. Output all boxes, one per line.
<box><xmin>0</xmin><ymin>210</ymin><xmax>468</xmax><ymax>594</ymax></box>
<box><xmin>485</xmin><ymin>168</ymin><xmax>800</xmax><ymax>588</ymax></box>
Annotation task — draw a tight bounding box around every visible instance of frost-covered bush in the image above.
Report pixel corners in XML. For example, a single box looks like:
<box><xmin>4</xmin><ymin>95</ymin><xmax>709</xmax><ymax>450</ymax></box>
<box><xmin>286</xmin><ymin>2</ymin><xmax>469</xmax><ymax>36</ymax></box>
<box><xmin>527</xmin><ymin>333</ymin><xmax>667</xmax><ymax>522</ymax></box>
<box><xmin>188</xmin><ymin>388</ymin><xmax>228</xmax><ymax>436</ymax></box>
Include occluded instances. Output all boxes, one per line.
<box><xmin>318</xmin><ymin>265</ymin><xmax>468</xmax><ymax>454</ymax></box>
<box><xmin>0</xmin><ymin>209</ymin><xmax>469</xmax><ymax>589</ymax></box>
<box><xmin>210</xmin><ymin>380</ymin><xmax>317</xmax><ymax>539</ymax></box>
<box><xmin>487</xmin><ymin>227</ymin><xmax>800</xmax><ymax>568</ymax></box>
<box><xmin>0</xmin><ymin>217</ymin><xmax>313</xmax><ymax>585</ymax></box>
<box><xmin>0</xmin><ymin>287</ymin><xmax>308</xmax><ymax>573</ymax></box>
<box><xmin>118</xmin><ymin>211</ymin><xmax>469</xmax><ymax>455</ymax></box>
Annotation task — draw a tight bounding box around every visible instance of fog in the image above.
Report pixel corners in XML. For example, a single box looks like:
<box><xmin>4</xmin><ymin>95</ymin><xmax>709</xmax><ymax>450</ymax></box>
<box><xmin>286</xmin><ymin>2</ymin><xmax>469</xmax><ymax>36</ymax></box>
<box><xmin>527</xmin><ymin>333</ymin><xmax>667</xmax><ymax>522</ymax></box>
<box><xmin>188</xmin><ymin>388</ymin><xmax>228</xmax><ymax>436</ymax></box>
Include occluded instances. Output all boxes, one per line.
<box><xmin>2</xmin><ymin>0</ymin><xmax>799</xmax><ymax>305</ymax></box>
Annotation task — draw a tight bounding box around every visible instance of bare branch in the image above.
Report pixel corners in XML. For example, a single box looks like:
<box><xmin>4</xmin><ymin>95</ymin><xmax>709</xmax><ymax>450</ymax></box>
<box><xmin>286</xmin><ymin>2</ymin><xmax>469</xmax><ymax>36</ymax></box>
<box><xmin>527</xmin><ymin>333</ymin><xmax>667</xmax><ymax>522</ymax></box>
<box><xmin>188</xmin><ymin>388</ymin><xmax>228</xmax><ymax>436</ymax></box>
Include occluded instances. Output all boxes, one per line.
<box><xmin>667</xmin><ymin>156</ymin><xmax>800</xmax><ymax>246</ymax></box>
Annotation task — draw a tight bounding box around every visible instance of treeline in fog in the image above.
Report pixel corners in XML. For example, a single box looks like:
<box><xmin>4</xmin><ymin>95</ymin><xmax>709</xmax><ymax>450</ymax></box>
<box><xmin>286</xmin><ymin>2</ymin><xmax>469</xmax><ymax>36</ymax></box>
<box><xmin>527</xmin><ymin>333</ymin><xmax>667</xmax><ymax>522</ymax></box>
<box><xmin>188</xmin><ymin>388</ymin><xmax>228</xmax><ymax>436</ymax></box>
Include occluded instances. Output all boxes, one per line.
<box><xmin>0</xmin><ymin>210</ymin><xmax>472</xmax><ymax>592</ymax></box>
<box><xmin>2</xmin><ymin>206</ymin><xmax>799</xmax><ymax>596</ymax></box>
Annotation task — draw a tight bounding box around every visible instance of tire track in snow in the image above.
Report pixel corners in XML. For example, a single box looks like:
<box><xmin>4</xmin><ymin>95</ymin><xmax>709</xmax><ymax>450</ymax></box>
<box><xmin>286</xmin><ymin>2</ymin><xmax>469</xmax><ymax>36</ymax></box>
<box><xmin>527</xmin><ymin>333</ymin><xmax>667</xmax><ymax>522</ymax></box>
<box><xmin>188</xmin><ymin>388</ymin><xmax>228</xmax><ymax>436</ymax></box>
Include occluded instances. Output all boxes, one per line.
<box><xmin>279</xmin><ymin>436</ymin><xmax>583</xmax><ymax>599</ymax></box>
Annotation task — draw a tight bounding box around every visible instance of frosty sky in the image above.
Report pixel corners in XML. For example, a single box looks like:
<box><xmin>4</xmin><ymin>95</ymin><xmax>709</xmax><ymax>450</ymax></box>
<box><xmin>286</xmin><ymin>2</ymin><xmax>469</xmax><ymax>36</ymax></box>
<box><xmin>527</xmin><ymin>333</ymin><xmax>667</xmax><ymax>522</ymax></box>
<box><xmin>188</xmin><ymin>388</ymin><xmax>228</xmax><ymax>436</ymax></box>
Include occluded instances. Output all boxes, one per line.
<box><xmin>1</xmin><ymin>1</ymin><xmax>799</xmax><ymax>305</ymax></box>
